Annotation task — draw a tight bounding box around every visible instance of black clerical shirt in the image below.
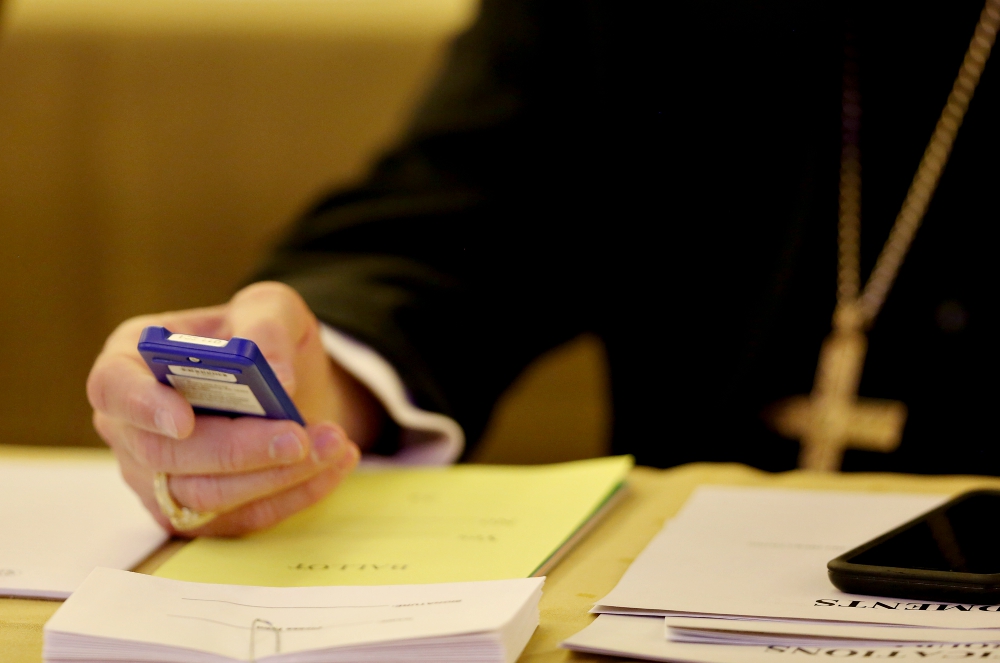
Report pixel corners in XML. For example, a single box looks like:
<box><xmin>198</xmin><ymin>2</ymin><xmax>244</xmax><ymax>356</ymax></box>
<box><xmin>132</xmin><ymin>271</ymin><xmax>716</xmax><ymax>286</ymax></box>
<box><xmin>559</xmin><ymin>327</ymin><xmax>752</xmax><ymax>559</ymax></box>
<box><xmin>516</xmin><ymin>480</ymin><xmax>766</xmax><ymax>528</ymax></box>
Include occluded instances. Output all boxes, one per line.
<box><xmin>257</xmin><ymin>0</ymin><xmax>1000</xmax><ymax>474</ymax></box>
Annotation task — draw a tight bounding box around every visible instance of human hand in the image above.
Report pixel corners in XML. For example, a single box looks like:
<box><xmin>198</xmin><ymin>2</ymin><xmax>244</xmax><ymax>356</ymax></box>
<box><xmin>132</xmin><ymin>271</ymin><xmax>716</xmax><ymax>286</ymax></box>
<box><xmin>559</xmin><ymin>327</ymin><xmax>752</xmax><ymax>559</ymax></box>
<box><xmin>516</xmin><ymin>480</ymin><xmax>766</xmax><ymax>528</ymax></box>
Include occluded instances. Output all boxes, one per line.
<box><xmin>87</xmin><ymin>282</ymin><xmax>383</xmax><ymax>536</ymax></box>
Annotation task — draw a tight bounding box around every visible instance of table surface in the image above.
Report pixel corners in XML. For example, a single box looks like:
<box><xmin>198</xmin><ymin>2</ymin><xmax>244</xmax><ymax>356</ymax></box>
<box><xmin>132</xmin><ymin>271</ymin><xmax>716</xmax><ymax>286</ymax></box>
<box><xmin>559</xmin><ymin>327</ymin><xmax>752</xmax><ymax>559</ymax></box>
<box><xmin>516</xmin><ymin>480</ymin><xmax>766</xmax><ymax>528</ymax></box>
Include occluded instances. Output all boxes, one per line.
<box><xmin>4</xmin><ymin>447</ymin><xmax>1000</xmax><ymax>663</ymax></box>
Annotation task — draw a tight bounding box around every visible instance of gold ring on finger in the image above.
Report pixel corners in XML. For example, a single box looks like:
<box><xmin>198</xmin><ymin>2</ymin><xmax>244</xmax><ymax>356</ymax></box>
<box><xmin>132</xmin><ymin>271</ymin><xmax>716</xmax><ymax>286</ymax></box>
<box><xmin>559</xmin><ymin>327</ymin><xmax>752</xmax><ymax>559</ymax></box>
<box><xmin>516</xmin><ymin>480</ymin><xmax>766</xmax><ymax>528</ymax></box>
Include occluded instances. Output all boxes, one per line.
<box><xmin>153</xmin><ymin>472</ymin><xmax>218</xmax><ymax>531</ymax></box>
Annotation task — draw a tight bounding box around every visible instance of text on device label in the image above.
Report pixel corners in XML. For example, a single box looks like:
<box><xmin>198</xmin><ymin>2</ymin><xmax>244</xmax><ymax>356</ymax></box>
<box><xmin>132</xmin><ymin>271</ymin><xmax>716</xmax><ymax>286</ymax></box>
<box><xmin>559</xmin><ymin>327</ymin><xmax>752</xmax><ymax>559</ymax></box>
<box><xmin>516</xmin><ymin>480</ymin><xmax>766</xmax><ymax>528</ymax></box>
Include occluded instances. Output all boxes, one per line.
<box><xmin>167</xmin><ymin>333</ymin><xmax>228</xmax><ymax>347</ymax></box>
<box><xmin>166</xmin><ymin>375</ymin><xmax>265</xmax><ymax>415</ymax></box>
<box><xmin>167</xmin><ymin>365</ymin><xmax>238</xmax><ymax>383</ymax></box>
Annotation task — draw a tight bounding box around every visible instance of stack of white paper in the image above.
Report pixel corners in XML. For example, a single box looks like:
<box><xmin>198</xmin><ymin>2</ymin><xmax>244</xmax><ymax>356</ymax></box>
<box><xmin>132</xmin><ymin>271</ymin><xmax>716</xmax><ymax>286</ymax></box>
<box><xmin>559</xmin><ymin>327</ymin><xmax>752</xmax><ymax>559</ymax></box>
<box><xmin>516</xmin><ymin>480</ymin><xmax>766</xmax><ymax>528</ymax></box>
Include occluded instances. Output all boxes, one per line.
<box><xmin>664</xmin><ymin>615</ymin><xmax>1000</xmax><ymax>647</ymax></box>
<box><xmin>44</xmin><ymin>568</ymin><xmax>543</xmax><ymax>663</ymax></box>
<box><xmin>562</xmin><ymin>487</ymin><xmax>1000</xmax><ymax>662</ymax></box>
<box><xmin>0</xmin><ymin>459</ymin><xmax>167</xmax><ymax>598</ymax></box>
<box><xmin>564</xmin><ymin>614</ymin><xmax>1000</xmax><ymax>663</ymax></box>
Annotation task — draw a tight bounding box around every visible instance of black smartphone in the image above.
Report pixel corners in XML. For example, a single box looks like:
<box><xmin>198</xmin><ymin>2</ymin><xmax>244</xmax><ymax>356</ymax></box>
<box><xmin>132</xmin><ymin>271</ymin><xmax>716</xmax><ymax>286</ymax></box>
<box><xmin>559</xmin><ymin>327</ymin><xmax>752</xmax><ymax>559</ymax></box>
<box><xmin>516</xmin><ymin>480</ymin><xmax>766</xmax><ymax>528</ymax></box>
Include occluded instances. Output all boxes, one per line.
<box><xmin>828</xmin><ymin>490</ymin><xmax>1000</xmax><ymax>603</ymax></box>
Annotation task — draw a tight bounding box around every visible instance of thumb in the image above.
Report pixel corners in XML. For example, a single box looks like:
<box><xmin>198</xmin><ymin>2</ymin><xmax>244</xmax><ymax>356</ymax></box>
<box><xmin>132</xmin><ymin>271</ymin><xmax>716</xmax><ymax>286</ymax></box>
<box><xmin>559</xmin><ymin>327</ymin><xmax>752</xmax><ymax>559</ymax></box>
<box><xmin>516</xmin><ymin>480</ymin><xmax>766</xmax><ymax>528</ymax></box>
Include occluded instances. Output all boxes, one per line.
<box><xmin>227</xmin><ymin>282</ymin><xmax>314</xmax><ymax>396</ymax></box>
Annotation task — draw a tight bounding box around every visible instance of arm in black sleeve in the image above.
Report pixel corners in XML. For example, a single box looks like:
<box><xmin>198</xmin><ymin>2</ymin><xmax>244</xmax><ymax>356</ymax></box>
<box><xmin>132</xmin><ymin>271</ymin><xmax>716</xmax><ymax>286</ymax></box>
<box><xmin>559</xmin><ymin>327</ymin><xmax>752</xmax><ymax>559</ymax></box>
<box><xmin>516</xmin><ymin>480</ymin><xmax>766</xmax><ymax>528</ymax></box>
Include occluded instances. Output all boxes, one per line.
<box><xmin>254</xmin><ymin>0</ymin><xmax>610</xmax><ymax>452</ymax></box>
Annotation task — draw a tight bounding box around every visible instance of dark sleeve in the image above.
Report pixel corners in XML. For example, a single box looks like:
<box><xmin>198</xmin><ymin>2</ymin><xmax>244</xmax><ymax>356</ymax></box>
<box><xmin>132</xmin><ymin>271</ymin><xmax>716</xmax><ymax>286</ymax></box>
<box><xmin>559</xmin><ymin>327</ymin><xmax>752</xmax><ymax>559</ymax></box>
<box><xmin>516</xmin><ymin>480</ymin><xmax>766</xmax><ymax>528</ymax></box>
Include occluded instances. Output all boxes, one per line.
<box><xmin>254</xmin><ymin>0</ymin><xmax>607</xmax><ymax>452</ymax></box>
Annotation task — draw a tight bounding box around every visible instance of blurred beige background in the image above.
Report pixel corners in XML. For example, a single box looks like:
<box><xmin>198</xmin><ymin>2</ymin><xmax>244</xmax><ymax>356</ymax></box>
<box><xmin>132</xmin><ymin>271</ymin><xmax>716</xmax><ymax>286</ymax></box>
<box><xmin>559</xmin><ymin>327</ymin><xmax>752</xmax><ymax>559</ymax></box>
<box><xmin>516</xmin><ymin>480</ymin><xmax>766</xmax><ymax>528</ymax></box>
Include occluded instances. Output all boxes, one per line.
<box><xmin>0</xmin><ymin>0</ymin><xmax>609</xmax><ymax>463</ymax></box>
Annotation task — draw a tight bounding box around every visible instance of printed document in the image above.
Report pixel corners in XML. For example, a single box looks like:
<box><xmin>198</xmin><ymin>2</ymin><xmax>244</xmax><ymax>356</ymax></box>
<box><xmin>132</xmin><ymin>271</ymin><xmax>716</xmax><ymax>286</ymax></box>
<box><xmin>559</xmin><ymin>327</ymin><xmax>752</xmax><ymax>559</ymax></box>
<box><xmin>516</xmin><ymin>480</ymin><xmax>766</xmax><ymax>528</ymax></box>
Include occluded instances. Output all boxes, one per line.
<box><xmin>591</xmin><ymin>487</ymin><xmax>1000</xmax><ymax>628</ymax></box>
<box><xmin>0</xmin><ymin>459</ymin><xmax>167</xmax><ymax>598</ymax></box>
<box><xmin>155</xmin><ymin>456</ymin><xmax>631</xmax><ymax>587</ymax></box>
<box><xmin>563</xmin><ymin>614</ymin><xmax>1000</xmax><ymax>663</ymax></box>
<box><xmin>664</xmin><ymin>616</ymin><xmax>1000</xmax><ymax>647</ymax></box>
<box><xmin>44</xmin><ymin>568</ymin><xmax>542</xmax><ymax>663</ymax></box>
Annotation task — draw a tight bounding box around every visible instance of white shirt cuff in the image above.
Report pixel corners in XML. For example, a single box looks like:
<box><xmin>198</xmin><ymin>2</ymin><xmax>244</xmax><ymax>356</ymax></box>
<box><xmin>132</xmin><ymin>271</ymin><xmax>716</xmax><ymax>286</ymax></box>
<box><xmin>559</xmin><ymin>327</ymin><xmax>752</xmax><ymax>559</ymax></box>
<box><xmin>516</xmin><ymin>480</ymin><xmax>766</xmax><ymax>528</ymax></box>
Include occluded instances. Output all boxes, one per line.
<box><xmin>318</xmin><ymin>324</ymin><xmax>465</xmax><ymax>466</ymax></box>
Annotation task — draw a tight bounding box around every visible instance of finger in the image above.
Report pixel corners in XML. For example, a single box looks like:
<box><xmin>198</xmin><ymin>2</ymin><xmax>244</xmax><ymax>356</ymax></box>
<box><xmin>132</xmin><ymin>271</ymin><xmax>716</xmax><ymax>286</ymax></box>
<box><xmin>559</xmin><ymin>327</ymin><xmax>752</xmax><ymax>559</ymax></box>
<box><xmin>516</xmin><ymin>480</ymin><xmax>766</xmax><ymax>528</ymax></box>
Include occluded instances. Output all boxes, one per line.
<box><xmin>112</xmin><ymin>422</ymin><xmax>358</xmax><ymax>520</ymax></box>
<box><xmin>96</xmin><ymin>411</ymin><xmax>315</xmax><ymax>474</ymax></box>
<box><xmin>185</xmin><ymin>453</ymin><xmax>359</xmax><ymax>537</ymax></box>
<box><xmin>88</xmin><ymin>354</ymin><xmax>195</xmax><ymax>440</ymax></box>
<box><xmin>227</xmin><ymin>282</ymin><xmax>316</xmax><ymax>395</ymax></box>
<box><xmin>112</xmin><ymin>439</ymin><xmax>177</xmax><ymax>532</ymax></box>
<box><xmin>88</xmin><ymin>307</ymin><xmax>231</xmax><ymax>439</ymax></box>
<box><xmin>167</xmin><ymin>424</ymin><xmax>358</xmax><ymax>514</ymax></box>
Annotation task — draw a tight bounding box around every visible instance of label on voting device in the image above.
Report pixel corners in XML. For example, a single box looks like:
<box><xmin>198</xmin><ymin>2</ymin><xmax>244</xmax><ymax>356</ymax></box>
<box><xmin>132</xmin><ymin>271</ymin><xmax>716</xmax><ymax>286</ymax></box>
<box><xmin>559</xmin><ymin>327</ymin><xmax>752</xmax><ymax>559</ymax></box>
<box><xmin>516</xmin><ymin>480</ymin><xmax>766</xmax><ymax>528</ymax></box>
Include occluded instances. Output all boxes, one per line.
<box><xmin>166</xmin><ymin>375</ymin><xmax>266</xmax><ymax>416</ymax></box>
<box><xmin>167</xmin><ymin>333</ymin><xmax>228</xmax><ymax>347</ymax></box>
<box><xmin>167</xmin><ymin>364</ymin><xmax>238</xmax><ymax>382</ymax></box>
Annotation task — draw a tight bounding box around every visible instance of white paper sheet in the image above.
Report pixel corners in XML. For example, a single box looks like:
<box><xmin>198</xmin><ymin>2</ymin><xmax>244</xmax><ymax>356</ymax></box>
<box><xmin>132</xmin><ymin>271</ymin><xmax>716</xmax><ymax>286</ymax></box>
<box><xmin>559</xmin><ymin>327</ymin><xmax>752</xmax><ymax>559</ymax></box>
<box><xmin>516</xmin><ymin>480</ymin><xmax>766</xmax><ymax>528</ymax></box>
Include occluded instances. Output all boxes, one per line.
<box><xmin>665</xmin><ymin>616</ymin><xmax>1000</xmax><ymax>646</ymax></box>
<box><xmin>592</xmin><ymin>487</ymin><xmax>1000</xmax><ymax>628</ymax></box>
<box><xmin>0</xmin><ymin>459</ymin><xmax>167</xmax><ymax>598</ymax></box>
<box><xmin>44</xmin><ymin>568</ymin><xmax>543</xmax><ymax>662</ymax></box>
<box><xmin>562</xmin><ymin>615</ymin><xmax>1000</xmax><ymax>662</ymax></box>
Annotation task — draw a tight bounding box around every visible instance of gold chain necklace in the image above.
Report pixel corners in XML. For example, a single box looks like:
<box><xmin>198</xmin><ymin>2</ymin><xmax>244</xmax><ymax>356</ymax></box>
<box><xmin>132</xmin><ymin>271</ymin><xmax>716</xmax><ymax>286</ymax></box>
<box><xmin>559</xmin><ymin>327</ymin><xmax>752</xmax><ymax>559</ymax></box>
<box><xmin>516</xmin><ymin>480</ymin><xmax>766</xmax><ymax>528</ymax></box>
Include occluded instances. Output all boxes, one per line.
<box><xmin>770</xmin><ymin>0</ymin><xmax>1000</xmax><ymax>471</ymax></box>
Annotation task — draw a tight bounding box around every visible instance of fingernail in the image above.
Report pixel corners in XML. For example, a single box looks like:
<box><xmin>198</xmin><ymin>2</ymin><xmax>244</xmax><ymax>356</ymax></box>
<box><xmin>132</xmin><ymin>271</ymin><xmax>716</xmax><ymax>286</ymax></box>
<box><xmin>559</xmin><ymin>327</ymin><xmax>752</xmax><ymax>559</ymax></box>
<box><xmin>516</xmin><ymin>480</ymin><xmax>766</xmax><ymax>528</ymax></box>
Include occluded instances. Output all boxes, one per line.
<box><xmin>155</xmin><ymin>409</ymin><xmax>179</xmax><ymax>439</ymax></box>
<box><xmin>269</xmin><ymin>431</ymin><xmax>306</xmax><ymax>463</ymax></box>
<box><xmin>311</xmin><ymin>426</ymin><xmax>345</xmax><ymax>463</ymax></box>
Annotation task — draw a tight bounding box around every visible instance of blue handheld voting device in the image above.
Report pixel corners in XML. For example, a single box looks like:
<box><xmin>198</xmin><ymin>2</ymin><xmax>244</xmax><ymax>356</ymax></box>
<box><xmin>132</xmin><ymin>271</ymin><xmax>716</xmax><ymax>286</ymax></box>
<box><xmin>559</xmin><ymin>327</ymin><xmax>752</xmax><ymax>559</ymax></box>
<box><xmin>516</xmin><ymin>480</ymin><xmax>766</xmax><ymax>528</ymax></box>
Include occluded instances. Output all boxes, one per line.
<box><xmin>137</xmin><ymin>326</ymin><xmax>304</xmax><ymax>425</ymax></box>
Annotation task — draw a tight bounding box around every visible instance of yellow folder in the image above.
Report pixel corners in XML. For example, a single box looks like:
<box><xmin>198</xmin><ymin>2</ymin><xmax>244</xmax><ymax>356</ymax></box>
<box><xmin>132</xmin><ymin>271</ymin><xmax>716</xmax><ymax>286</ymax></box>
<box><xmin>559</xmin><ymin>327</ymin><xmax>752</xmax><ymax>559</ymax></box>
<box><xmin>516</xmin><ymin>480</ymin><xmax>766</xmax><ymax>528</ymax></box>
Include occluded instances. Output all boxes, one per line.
<box><xmin>154</xmin><ymin>456</ymin><xmax>633</xmax><ymax>586</ymax></box>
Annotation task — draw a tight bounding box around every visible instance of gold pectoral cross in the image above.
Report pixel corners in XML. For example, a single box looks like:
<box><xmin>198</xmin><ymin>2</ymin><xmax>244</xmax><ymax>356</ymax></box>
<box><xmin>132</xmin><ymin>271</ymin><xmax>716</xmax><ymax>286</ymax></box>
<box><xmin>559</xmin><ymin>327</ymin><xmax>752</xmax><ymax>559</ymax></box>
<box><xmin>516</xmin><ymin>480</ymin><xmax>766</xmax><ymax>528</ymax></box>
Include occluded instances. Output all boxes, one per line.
<box><xmin>770</xmin><ymin>324</ymin><xmax>907</xmax><ymax>472</ymax></box>
<box><xmin>763</xmin><ymin>0</ymin><xmax>1000</xmax><ymax>471</ymax></box>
